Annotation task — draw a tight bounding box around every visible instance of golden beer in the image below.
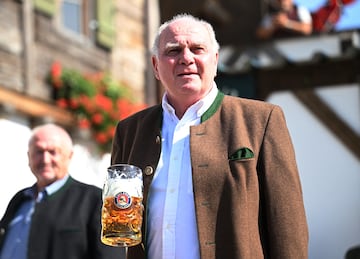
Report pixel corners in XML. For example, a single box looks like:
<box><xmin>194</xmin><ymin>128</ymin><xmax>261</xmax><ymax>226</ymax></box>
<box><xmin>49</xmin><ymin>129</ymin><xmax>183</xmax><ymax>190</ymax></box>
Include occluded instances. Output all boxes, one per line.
<box><xmin>101</xmin><ymin>164</ymin><xmax>143</xmax><ymax>247</ymax></box>
<box><xmin>101</xmin><ymin>194</ymin><xmax>143</xmax><ymax>247</ymax></box>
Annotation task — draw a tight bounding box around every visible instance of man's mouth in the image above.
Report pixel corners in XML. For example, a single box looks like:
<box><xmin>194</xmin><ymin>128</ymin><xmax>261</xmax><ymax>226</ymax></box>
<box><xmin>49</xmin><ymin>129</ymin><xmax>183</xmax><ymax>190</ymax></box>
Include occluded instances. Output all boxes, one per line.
<box><xmin>178</xmin><ymin>72</ymin><xmax>197</xmax><ymax>76</ymax></box>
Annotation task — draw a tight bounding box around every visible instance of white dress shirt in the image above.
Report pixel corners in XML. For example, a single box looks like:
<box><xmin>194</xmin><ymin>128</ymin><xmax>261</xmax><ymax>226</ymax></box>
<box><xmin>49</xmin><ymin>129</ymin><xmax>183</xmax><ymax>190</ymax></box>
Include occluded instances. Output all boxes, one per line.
<box><xmin>146</xmin><ymin>85</ymin><xmax>218</xmax><ymax>259</ymax></box>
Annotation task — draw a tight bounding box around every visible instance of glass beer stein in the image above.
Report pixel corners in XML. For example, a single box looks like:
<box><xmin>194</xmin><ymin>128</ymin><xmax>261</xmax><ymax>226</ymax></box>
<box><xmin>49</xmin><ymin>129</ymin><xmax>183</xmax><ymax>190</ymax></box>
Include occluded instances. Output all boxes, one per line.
<box><xmin>101</xmin><ymin>164</ymin><xmax>144</xmax><ymax>247</ymax></box>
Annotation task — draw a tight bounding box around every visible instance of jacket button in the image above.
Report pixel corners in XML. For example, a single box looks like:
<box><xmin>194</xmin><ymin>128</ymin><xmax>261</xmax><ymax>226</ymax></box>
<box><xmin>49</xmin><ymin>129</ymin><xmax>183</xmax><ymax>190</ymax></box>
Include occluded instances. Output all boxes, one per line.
<box><xmin>0</xmin><ymin>228</ymin><xmax>5</xmax><ymax>235</ymax></box>
<box><xmin>156</xmin><ymin>135</ymin><xmax>161</xmax><ymax>144</ymax></box>
<box><xmin>144</xmin><ymin>166</ymin><xmax>154</xmax><ymax>176</ymax></box>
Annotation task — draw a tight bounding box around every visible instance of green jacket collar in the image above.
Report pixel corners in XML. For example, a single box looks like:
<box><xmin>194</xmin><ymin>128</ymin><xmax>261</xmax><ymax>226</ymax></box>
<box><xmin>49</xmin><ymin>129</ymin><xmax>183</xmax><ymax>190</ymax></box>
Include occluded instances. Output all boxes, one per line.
<box><xmin>201</xmin><ymin>91</ymin><xmax>225</xmax><ymax>123</ymax></box>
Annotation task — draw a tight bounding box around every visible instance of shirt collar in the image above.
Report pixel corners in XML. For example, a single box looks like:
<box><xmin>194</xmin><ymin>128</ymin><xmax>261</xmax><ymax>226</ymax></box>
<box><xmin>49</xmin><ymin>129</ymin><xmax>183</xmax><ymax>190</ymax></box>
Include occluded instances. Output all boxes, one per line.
<box><xmin>162</xmin><ymin>82</ymin><xmax>219</xmax><ymax>121</ymax></box>
<box><xmin>45</xmin><ymin>174</ymin><xmax>69</xmax><ymax>196</ymax></box>
<box><xmin>24</xmin><ymin>174</ymin><xmax>70</xmax><ymax>199</ymax></box>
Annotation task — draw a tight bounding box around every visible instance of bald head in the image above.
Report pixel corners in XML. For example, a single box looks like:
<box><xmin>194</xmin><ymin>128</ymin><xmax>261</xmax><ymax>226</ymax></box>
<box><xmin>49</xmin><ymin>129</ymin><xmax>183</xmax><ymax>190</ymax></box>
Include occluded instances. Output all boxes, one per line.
<box><xmin>29</xmin><ymin>124</ymin><xmax>73</xmax><ymax>151</ymax></box>
<box><xmin>28</xmin><ymin>124</ymin><xmax>73</xmax><ymax>189</ymax></box>
<box><xmin>152</xmin><ymin>13</ymin><xmax>220</xmax><ymax>57</ymax></box>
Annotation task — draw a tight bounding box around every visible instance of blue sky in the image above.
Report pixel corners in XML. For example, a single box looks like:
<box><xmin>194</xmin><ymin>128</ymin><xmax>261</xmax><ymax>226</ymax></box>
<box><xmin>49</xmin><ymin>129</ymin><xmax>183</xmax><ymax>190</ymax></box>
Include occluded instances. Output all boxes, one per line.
<box><xmin>294</xmin><ymin>0</ymin><xmax>360</xmax><ymax>30</ymax></box>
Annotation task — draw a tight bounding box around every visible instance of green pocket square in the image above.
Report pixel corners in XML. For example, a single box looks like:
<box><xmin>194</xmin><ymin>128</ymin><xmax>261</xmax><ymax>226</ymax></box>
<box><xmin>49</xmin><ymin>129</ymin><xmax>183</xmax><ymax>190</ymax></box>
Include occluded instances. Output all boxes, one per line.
<box><xmin>229</xmin><ymin>147</ymin><xmax>254</xmax><ymax>161</ymax></box>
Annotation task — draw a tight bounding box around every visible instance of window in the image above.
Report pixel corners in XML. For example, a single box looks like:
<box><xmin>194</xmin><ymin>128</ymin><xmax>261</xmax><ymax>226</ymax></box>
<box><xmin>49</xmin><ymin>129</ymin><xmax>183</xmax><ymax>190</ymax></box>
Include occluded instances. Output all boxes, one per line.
<box><xmin>34</xmin><ymin>0</ymin><xmax>115</xmax><ymax>48</ymax></box>
<box><xmin>62</xmin><ymin>0</ymin><xmax>82</xmax><ymax>34</ymax></box>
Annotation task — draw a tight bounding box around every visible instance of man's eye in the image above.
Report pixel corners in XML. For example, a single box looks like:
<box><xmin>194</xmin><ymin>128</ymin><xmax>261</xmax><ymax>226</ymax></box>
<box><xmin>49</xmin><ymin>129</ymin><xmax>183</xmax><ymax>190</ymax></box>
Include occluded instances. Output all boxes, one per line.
<box><xmin>192</xmin><ymin>47</ymin><xmax>205</xmax><ymax>53</ymax></box>
<box><xmin>166</xmin><ymin>48</ymin><xmax>180</xmax><ymax>55</ymax></box>
<box><xmin>36</xmin><ymin>150</ymin><xmax>44</xmax><ymax>155</ymax></box>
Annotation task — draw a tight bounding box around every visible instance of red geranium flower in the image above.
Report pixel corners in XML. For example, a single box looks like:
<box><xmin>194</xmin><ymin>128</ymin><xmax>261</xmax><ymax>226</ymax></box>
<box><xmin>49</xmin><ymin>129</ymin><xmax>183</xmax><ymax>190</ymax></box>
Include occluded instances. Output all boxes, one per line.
<box><xmin>95</xmin><ymin>132</ymin><xmax>108</xmax><ymax>144</ymax></box>
<box><xmin>56</xmin><ymin>98</ymin><xmax>68</xmax><ymax>108</ymax></box>
<box><xmin>51</xmin><ymin>62</ymin><xmax>62</xmax><ymax>89</ymax></box>
<box><xmin>95</xmin><ymin>94</ymin><xmax>113</xmax><ymax>111</ymax></box>
<box><xmin>92</xmin><ymin>112</ymin><xmax>104</xmax><ymax>125</ymax></box>
<box><xmin>51</xmin><ymin>61</ymin><xmax>61</xmax><ymax>78</ymax></box>
<box><xmin>69</xmin><ymin>97</ymin><xmax>79</xmax><ymax>109</ymax></box>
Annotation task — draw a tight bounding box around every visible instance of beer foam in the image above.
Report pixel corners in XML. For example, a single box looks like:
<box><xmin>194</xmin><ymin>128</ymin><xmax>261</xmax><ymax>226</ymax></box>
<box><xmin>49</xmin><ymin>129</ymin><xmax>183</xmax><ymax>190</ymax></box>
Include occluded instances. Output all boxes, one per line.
<box><xmin>107</xmin><ymin>178</ymin><xmax>143</xmax><ymax>198</ymax></box>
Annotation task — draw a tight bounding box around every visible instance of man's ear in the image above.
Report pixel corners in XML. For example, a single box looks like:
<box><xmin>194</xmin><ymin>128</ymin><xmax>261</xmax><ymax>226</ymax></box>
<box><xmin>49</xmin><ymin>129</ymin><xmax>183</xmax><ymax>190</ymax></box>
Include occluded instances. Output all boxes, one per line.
<box><xmin>152</xmin><ymin>56</ymin><xmax>160</xmax><ymax>80</ymax></box>
<box><xmin>214</xmin><ymin>52</ymin><xmax>219</xmax><ymax>77</ymax></box>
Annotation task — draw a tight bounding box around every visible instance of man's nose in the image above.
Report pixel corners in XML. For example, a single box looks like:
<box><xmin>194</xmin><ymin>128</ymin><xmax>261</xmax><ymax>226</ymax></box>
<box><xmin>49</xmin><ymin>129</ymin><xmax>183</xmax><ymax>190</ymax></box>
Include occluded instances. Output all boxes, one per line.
<box><xmin>42</xmin><ymin>151</ymin><xmax>51</xmax><ymax>162</ymax></box>
<box><xmin>179</xmin><ymin>48</ymin><xmax>194</xmax><ymax>65</ymax></box>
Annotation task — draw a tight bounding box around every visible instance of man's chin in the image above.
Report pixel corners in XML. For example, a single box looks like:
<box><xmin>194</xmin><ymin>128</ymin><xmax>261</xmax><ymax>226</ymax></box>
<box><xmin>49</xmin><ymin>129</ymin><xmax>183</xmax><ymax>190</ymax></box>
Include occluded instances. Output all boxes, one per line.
<box><xmin>37</xmin><ymin>172</ymin><xmax>56</xmax><ymax>182</ymax></box>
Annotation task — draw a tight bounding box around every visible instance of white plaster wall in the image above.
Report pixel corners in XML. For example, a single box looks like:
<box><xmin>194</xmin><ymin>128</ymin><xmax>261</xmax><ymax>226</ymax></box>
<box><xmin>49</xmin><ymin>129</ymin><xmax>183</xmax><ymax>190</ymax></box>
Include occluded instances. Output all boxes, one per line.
<box><xmin>267</xmin><ymin>84</ymin><xmax>360</xmax><ymax>259</ymax></box>
<box><xmin>0</xmin><ymin>118</ymin><xmax>34</xmax><ymax>216</ymax></box>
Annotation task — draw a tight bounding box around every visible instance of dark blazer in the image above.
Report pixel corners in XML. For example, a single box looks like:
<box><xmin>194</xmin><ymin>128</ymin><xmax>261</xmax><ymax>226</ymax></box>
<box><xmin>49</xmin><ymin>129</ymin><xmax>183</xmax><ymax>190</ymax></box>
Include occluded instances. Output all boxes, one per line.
<box><xmin>111</xmin><ymin>92</ymin><xmax>309</xmax><ymax>259</ymax></box>
<box><xmin>0</xmin><ymin>176</ymin><xmax>122</xmax><ymax>259</ymax></box>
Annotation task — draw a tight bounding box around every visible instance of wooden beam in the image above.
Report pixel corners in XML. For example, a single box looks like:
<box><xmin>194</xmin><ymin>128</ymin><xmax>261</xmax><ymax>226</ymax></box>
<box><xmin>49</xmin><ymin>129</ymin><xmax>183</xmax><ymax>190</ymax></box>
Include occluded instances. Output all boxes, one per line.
<box><xmin>293</xmin><ymin>89</ymin><xmax>360</xmax><ymax>161</ymax></box>
<box><xmin>0</xmin><ymin>86</ymin><xmax>75</xmax><ymax>127</ymax></box>
<box><xmin>256</xmin><ymin>56</ymin><xmax>360</xmax><ymax>99</ymax></box>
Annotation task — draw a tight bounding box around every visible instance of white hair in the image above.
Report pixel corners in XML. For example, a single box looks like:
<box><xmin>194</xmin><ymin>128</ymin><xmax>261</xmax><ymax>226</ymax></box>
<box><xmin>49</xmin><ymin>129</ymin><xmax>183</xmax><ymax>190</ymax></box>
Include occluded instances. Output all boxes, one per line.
<box><xmin>151</xmin><ymin>13</ymin><xmax>220</xmax><ymax>57</ymax></box>
<box><xmin>29</xmin><ymin>123</ymin><xmax>73</xmax><ymax>152</ymax></box>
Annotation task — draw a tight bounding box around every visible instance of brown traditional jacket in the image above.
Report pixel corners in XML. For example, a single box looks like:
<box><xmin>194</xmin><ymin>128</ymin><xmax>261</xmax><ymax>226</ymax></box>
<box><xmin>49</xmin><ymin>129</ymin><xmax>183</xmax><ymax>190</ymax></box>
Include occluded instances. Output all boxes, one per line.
<box><xmin>111</xmin><ymin>92</ymin><xmax>309</xmax><ymax>259</ymax></box>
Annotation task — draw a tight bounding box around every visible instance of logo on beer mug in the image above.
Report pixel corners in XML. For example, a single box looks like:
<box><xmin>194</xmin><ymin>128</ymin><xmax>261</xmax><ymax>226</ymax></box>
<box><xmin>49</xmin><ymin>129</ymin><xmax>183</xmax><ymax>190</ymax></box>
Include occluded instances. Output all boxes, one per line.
<box><xmin>114</xmin><ymin>191</ymin><xmax>132</xmax><ymax>209</ymax></box>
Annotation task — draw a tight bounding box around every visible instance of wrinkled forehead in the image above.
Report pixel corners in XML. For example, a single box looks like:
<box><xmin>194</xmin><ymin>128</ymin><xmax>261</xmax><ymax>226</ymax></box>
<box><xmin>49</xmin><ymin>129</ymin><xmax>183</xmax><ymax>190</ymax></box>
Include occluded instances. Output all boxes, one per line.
<box><xmin>169</xmin><ymin>19</ymin><xmax>204</xmax><ymax>33</ymax></box>
<box><xmin>29</xmin><ymin>129</ymin><xmax>72</xmax><ymax>152</ymax></box>
<box><xmin>160</xmin><ymin>19</ymin><xmax>210</xmax><ymax>46</ymax></box>
<box><xmin>30</xmin><ymin>134</ymin><xmax>60</xmax><ymax>149</ymax></box>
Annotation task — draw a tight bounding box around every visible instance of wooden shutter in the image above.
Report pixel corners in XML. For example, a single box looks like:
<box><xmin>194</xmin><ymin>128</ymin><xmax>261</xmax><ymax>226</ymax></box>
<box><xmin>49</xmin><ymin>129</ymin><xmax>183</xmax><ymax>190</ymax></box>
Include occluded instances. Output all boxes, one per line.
<box><xmin>34</xmin><ymin>0</ymin><xmax>56</xmax><ymax>16</ymax></box>
<box><xmin>96</xmin><ymin>0</ymin><xmax>115</xmax><ymax>49</ymax></box>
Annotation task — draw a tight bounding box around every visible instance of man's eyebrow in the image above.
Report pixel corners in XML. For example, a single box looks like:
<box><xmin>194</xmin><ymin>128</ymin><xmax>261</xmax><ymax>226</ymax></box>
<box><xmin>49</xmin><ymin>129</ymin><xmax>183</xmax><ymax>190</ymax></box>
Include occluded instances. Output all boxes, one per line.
<box><xmin>164</xmin><ymin>41</ymin><xmax>206</xmax><ymax>49</ymax></box>
<box><xmin>165</xmin><ymin>42</ymin><xmax>181</xmax><ymax>49</ymax></box>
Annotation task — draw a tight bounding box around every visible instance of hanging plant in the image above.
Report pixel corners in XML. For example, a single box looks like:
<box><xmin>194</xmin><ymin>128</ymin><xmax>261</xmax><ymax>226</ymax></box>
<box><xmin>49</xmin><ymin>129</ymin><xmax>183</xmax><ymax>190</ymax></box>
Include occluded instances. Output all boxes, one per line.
<box><xmin>48</xmin><ymin>61</ymin><xmax>147</xmax><ymax>154</ymax></box>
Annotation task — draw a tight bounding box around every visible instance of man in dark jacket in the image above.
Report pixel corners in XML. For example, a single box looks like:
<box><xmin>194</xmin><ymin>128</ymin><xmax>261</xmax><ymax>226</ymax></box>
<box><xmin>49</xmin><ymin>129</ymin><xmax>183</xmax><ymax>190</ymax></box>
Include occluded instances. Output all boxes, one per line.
<box><xmin>0</xmin><ymin>123</ymin><xmax>122</xmax><ymax>259</ymax></box>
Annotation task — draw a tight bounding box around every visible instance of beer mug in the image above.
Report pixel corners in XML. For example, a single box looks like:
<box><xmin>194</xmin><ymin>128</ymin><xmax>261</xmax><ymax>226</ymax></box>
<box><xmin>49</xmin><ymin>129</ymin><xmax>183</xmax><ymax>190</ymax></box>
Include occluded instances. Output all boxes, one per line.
<box><xmin>101</xmin><ymin>164</ymin><xmax>144</xmax><ymax>247</ymax></box>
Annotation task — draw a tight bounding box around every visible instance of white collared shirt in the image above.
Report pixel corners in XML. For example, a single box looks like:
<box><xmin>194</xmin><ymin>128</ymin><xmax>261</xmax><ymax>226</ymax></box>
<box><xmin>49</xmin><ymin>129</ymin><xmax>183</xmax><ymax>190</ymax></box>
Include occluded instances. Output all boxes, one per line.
<box><xmin>146</xmin><ymin>84</ymin><xmax>218</xmax><ymax>259</ymax></box>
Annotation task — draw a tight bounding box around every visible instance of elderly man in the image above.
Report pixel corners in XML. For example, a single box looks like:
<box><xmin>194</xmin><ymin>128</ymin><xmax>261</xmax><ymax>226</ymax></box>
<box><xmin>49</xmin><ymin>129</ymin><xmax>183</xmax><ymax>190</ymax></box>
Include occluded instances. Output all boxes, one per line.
<box><xmin>111</xmin><ymin>14</ymin><xmax>309</xmax><ymax>259</ymax></box>
<box><xmin>0</xmin><ymin>124</ymin><xmax>121</xmax><ymax>259</ymax></box>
